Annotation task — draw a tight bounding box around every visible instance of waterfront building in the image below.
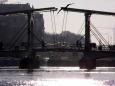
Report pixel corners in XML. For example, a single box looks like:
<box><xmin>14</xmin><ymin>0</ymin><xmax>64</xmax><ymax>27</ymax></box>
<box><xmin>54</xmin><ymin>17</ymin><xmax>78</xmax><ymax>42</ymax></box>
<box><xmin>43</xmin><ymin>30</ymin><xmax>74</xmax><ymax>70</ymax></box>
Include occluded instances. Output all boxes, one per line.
<box><xmin>0</xmin><ymin>4</ymin><xmax>45</xmax><ymax>49</ymax></box>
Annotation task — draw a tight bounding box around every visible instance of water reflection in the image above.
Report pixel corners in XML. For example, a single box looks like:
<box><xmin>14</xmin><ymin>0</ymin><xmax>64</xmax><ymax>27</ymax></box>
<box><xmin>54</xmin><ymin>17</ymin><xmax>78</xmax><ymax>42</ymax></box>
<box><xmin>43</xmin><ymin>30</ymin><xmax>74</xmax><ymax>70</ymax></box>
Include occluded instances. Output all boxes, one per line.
<box><xmin>37</xmin><ymin>78</ymin><xmax>99</xmax><ymax>86</ymax></box>
<box><xmin>27</xmin><ymin>69</ymin><xmax>34</xmax><ymax>74</ymax></box>
<box><xmin>0</xmin><ymin>67</ymin><xmax>115</xmax><ymax>86</ymax></box>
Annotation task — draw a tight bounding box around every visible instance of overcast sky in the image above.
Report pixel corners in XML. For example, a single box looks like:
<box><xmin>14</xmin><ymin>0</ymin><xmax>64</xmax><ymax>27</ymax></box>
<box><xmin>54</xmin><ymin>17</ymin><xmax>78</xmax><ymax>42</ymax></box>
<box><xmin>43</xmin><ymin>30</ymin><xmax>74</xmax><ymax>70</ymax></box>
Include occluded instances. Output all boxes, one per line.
<box><xmin>7</xmin><ymin>0</ymin><xmax>115</xmax><ymax>44</ymax></box>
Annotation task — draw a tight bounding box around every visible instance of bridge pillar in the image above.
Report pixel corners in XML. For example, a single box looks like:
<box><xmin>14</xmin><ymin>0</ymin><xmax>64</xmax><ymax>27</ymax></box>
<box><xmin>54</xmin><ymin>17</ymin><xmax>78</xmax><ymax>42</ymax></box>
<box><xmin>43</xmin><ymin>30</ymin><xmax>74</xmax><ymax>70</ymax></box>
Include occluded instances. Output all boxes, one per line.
<box><xmin>85</xmin><ymin>12</ymin><xmax>91</xmax><ymax>51</ymax></box>
<box><xmin>79</xmin><ymin>52</ymin><xmax>96</xmax><ymax>69</ymax></box>
<box><xmin>27</xmin><ymin>12</ymin><xmax>34</xmax><ymax>50</ymax></box>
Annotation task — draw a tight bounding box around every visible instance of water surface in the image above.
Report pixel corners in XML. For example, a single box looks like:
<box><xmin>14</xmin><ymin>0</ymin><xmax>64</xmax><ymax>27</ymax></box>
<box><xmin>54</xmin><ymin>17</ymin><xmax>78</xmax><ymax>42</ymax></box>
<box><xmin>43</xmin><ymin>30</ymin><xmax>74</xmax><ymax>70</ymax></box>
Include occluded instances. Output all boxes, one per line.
<box><xmin>0</xmin><ymin>67</ymin><xmax>115</xmax><ymax>86</ymax></box>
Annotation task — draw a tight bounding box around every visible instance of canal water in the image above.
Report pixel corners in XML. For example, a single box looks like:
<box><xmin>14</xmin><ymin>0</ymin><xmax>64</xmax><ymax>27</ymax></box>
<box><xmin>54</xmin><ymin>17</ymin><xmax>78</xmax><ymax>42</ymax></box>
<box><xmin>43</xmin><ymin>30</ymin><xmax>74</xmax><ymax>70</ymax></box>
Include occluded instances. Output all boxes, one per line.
<box><xmin>0</xmin><ymin>66</ymin><xmax>115</xmax><ymax>86</ymax></box>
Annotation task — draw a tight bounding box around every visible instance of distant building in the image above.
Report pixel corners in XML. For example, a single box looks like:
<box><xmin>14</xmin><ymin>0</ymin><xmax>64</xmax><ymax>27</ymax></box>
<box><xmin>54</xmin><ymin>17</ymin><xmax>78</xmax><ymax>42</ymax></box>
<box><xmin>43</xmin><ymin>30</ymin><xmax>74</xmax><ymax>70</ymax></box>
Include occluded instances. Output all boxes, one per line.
<box><xmin>0</xmin><ymin>4</ymin><xmax>45</xmax><ymax>49</ymax></box>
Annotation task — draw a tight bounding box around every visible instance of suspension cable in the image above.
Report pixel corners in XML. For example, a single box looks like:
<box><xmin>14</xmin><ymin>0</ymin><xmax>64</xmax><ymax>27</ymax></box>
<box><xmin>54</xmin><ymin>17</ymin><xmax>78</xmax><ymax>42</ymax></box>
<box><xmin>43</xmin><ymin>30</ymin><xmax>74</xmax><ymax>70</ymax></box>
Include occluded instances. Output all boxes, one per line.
<box><xmin>50</xmin><ymin>11</ymin><xmax>56</xmax><ymax>44</ymax></box>
<box><xmin>60</xmin><ymin>11</ymin><xmax>67</xmax><ymax>44</ymax></box>
<box><xmin>90</xmin><ymin>28</ymin><xmax>104</xmax><ymax>45</ymax></box>
<box><xmin>9</xmin><ymin>24</ymin><xmax>28</xmax><ymax>49</ymax></box>
<box><xmin>52</xmin><ymin>11</ymin><xmax>57</xmax><ymax>37</ymax></box>
<box><xmin>77</xmin><ymin>34</ymin><xmax>85</xmax><ymax>42</ymax></box>
<box><xmin>77</xmin><ymin>21</ymin><xmax>85</xmax><ymax>35</ymax></box>
<box><xmin>63</xmin><ymin>11</ymin><xmax>69</xmax><ymax>43</ymax></box>
<box><xmin>91</xmin><ymin>26</ymin><xmax>107</xmax><ymax>45</ymax></box>
<box><xmin>90</xmin><ymin>27</ymin><xmax>102</xmax><ymax>43</ymax></box>
<box><xmin>60</xmin><ymin>10</ymin><xmax>70</xmax><ymax>44</ymax></box>
<box><xmin>61</xmin><ymin>11</ymin><xmax>66</xmax><ymax>35</ymax></box>
<box><xmin>74</xmin><ymin>21</ymin><xmax>85</xmax><ymax>43</ymax></box>
<box><xmin>91</xmin><ymin>23</ymin><xmax>108</xmax><ymax>44</ymax></box>
<box><xmin>64</xmin><ymin>11</ymin><xmax>68</xmax><ymax>33</ymax></box>
<box><xmin>8</xmin><ymin>21</ymin><xmax>27</xmax><ymax>46</ymax></box>
<box><xmin>91</xmin><ymin>24</ymin><xmax>107</xmax><ymax>44</ymax></box>
<box><xmin>31</xmin><ymin>14</ymin><xmax>44</xmax><ymax>42</ymax></box>
<box><xmin>90</xmin><ymin>23</ymin><xmax>110</xmax><ymax>45</ymax></box>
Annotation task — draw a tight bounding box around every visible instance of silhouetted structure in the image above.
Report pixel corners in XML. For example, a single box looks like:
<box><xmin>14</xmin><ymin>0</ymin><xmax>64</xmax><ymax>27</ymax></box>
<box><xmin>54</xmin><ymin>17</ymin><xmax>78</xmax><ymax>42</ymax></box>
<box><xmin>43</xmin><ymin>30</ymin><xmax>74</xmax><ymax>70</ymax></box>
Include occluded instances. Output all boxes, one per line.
<box><xmin>0</xmin><ymin>4</ymin><xmax>45</xmax><ymax>49</ymax></box>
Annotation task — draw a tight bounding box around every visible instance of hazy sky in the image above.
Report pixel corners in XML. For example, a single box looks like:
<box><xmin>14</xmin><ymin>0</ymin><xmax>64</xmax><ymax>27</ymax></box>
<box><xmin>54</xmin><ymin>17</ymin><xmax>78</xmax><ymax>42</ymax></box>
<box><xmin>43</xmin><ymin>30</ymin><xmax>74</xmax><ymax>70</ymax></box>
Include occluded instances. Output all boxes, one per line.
<box><xmin>7</xmin><ymin>0</ymin><xmax>115</xmax><ymax>44</ymax></box>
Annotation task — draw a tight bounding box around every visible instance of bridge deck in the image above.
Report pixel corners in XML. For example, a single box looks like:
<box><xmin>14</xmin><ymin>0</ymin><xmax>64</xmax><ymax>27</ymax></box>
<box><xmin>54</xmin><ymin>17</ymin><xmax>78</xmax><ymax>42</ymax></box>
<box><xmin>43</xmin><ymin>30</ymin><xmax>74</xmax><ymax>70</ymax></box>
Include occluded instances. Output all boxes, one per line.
<box><xmin>0</xmin><ymin>46</ymin><xmax>115</xmax><ymax>59</ymax></box>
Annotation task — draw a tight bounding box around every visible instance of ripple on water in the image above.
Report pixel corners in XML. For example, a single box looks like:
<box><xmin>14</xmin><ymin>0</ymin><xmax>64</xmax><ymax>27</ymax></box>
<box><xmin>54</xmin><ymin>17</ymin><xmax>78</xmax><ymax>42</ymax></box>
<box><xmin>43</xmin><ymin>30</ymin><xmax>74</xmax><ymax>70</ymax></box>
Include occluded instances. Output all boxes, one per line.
<box><xmin>0</xmin><ymin>67</ymin><xmax>115</xmax><ymax>86</ymax></box>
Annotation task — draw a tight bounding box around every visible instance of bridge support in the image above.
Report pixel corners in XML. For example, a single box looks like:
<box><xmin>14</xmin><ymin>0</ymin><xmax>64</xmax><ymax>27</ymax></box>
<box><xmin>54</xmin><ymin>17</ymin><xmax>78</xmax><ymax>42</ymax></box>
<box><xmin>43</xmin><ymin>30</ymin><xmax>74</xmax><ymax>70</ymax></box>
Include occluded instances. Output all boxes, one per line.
<box><xmin>19</xmin><ymin>12</ymin><xmax>40</xmax><ymax>69</ymax></box>
<box><xmin>85</xmin><ymin>12</ymin><xmax>91</xmax><ymax>51</ymax></box>
<box><xmin>27</xmin><ymin>12</ymin><xmax>33</xmax><ymax>50</ymax></box>
<box><xmin>79</xmin><ymin>58</ymin><xmax>96</xmax><ymax>69</ymax></box>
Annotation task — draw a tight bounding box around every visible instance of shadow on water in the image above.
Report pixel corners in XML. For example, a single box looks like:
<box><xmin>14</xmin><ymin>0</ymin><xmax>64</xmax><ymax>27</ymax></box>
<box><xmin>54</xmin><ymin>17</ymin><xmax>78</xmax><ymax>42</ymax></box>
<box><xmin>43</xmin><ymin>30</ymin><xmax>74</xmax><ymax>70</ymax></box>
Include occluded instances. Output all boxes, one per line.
<box><xmin>27</xmin><ymin>69</ymin><xmax>34</xmax><ymax>74</ymax></box>
<box><xmin>83</xmin><ymin>69</ymin><xmax>91</xmax><ymax>78</ymax></box>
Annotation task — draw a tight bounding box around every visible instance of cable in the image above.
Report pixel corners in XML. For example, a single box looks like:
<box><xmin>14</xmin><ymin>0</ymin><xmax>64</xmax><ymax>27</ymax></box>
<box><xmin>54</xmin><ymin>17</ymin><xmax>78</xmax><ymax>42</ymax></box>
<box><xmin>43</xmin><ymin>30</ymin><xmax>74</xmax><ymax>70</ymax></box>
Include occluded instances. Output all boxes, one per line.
<box><xmin>61</xmin><ymin>11</ymin><xmax>66</xmax><ymax>35</ymax></box>
<box><xmin>32</xmin><ymin>32</ymin><xmax>42</xmax><ymax>42</ymax></box>
<box><xmin>77</xmin><ymin>34</ymin><xmax>85</xmax><ymax>42</ymax></box>
<box><xmin>90</xmin><ymin>29</ymin><xmax>104</xmax><ymax>45</ymax></box>
<box><xmin>9</xmin><ymin>24</ymin><xmax>28</xmax><ymax>49</ymax></box>
<box><xmin>91</xmin><ymin>23</ymin><xmax>110</xmax><ymax>45</ymax></box>
<box><xmin>52</xmin><ymin>11</ymin><xmax>57</xmax><ymax>39</ymax></box>
<box><xmin>59</xmin><ymin>12</ymin><xmax>65</xmax><ymax>45</ymax></box>
<box><xmin>77</xmin><ymin>21</ymin><xmax>85</xmax><ymax>35</ymax></box>
<box><xmin>63</xmin><ymin>11</ymin><xmax>69</xmax><ymax>43</ymax></box>
<box><xmin>64</xmin><ymin>11</ymin><xmax>68</xmax><ymax>33</ymax></box>
<box><xmin>50</xmin><ymin>11</ymin><xmax>56</xmax><ymax>44</ymax></box>
<box><xmin>8</xmin><ymin>21</ymin><xmax>27</xmax><ymax>46</ymax></box>
<box><xmin>91</xmin><ymin>23</ymin><xmax>108</xmax><ymax>44</ymax></box>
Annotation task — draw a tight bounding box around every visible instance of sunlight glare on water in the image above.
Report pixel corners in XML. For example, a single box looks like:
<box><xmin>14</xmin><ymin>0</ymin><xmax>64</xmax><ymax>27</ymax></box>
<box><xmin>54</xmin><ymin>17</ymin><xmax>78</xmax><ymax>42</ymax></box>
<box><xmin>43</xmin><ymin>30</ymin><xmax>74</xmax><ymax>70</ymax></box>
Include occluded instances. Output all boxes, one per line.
<box><xmin>36</xmin><ymin>78</ymin><xmax>99</xmax><ymax>86</ymax></box>
<box><xmin>0</xmin><ymin>67</ymin><xmax>115</xmax><ymax>86</ymax></box>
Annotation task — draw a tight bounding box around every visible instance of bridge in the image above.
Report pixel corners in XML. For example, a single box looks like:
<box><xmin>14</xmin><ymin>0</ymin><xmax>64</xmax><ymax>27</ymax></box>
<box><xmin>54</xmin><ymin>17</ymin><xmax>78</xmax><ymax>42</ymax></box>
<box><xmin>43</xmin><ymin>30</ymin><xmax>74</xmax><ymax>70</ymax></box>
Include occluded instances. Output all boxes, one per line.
<box><xmin>0</xmin><ymin>6</ymin><xmax>115</xmax><ymax>69</ymax></box>
<box><xmin>0</xmin><ymin>42</ymin><xmax>115</xmax><ymax>60</ymax></box>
